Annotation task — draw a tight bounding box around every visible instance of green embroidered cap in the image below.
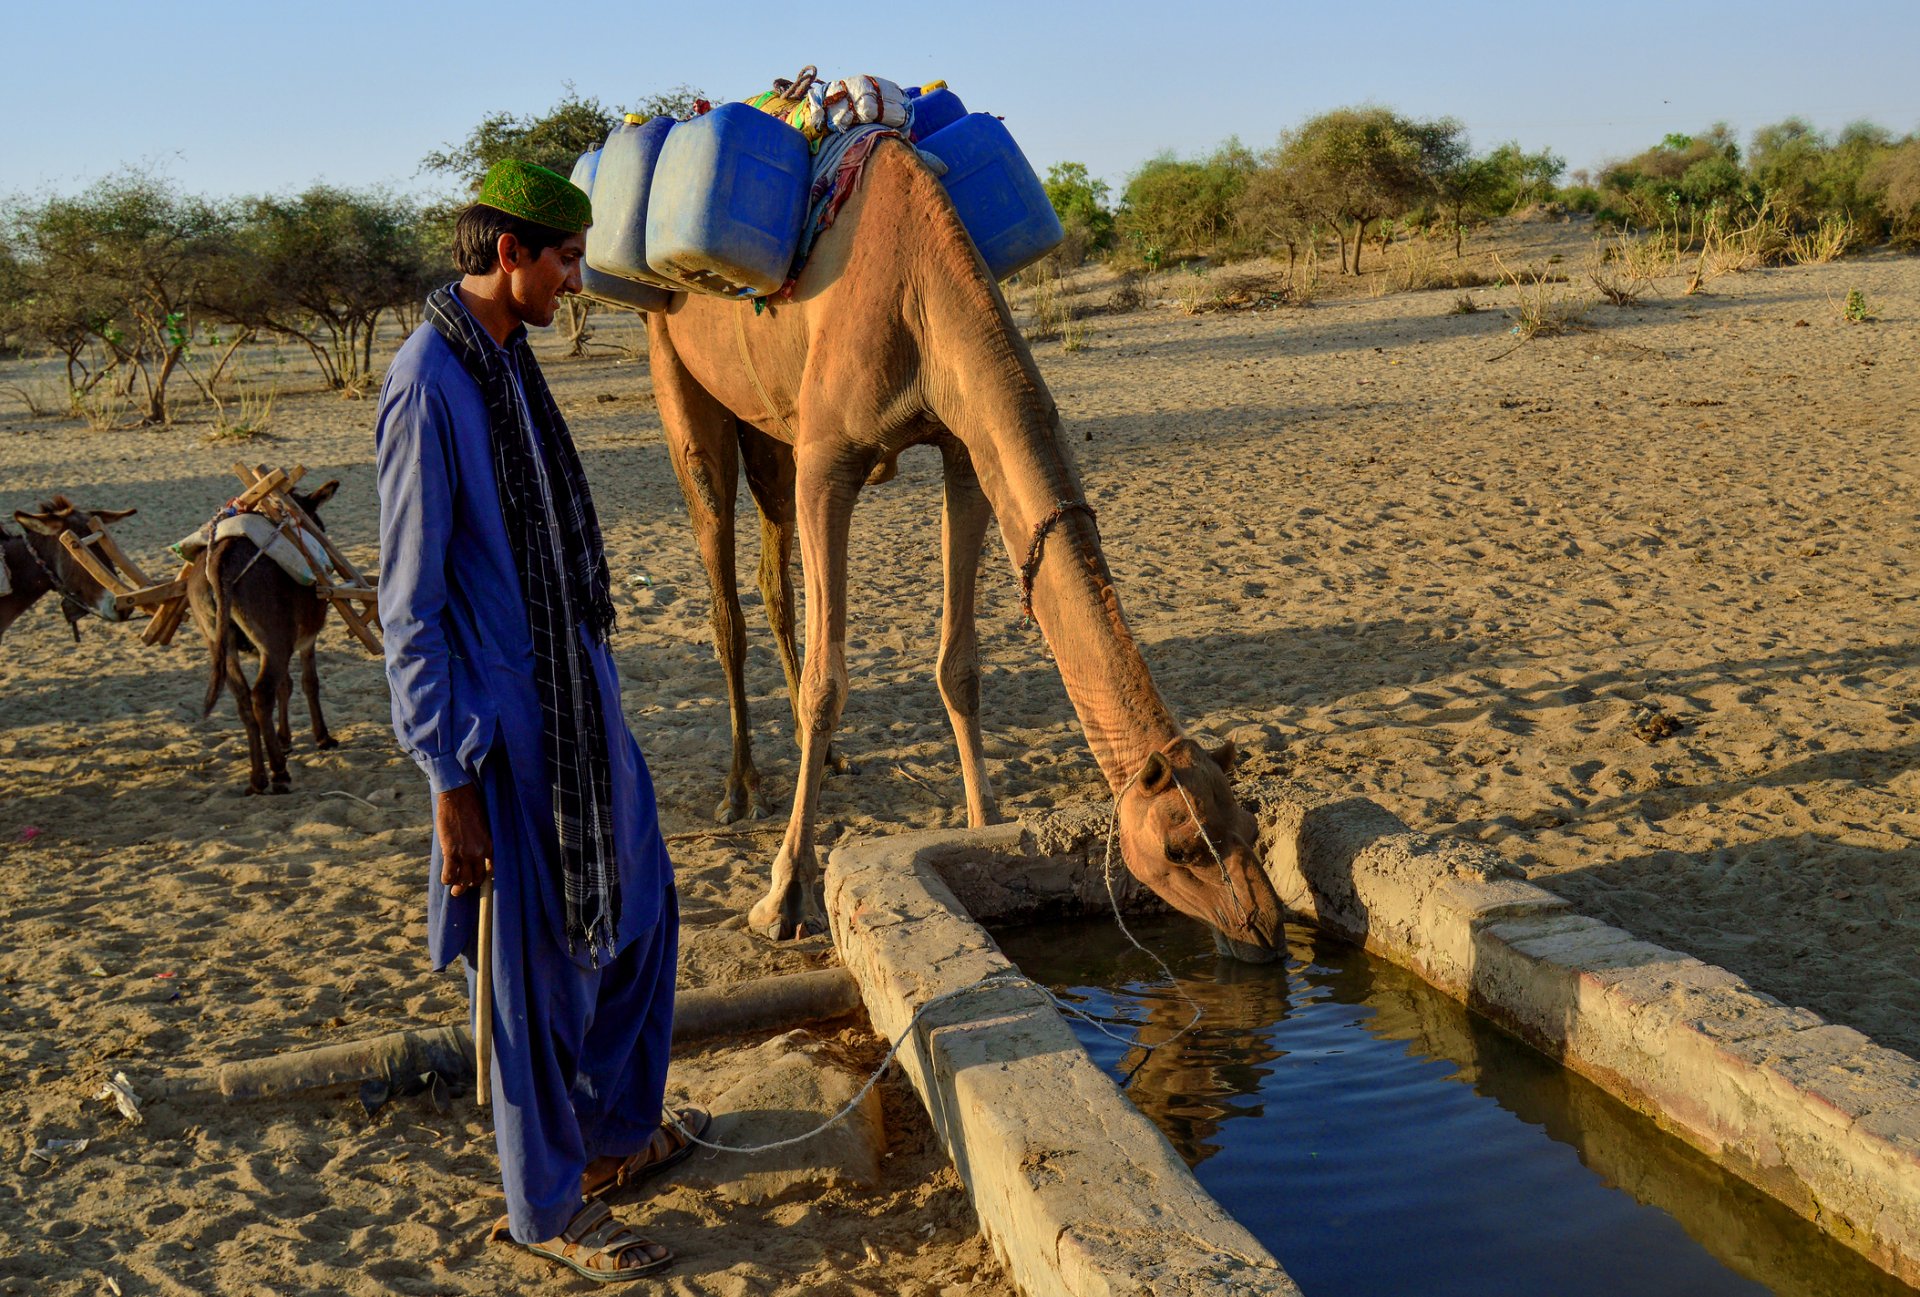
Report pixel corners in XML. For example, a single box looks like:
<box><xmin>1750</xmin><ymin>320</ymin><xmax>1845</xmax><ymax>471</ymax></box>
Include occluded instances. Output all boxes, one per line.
<box><xmin>475</xmin><ymin>159</ymin><xmax>593</xmax><ymax>233</ymax></box>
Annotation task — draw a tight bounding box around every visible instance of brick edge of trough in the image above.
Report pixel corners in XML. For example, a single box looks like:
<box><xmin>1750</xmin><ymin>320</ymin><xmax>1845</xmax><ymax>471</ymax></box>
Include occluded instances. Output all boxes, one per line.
<box><xmin>825</xmin><ymin>776</ymin><xmax>1920</xmax><ymax>1295</ymax></box>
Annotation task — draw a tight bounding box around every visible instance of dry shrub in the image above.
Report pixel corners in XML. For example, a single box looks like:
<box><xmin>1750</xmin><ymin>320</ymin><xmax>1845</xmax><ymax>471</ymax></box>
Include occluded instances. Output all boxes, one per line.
<box><xmin>1060</xmin><ymin>317</ymin><xmax>1089</xmax><ymax>352</ymax></box>
<box><xmin>77</xmin><ymin>384</ymin><xmax>132</xmax><ymax>431</ymax></box>
<box><xmin>1587</xmin><ymin>231</ymin><xmax>1656</xmax><ymax>306</ymax></box>
<box><xmin>1106</xmin><ymin>271</ymin><xmax>1148</xmax><ymax>314</ymax></box>
<box><xmin>1493</xmin><ymin>252</ymin><xmax>1588</xmax><ymax>337</ymax></box>
<box><xmin>1</xmin><ymin>377</ymin><xmax>70</xmax><ymax>419</ymax></box>
<box><xmin>1173</xmin><ymin>269</ymin><xmax>1215</xmax><ymax>315</ymax></box>
<box><xmin>1788</xmin><ymin>214</ymin><xmax>1858</xmax><ymax>265</ymax></box>
<box><xmin>1023</xmin><ymin>270</ymin><xmax>1066</xmax><ymax>341</ymax></box>
<box><xmin>1448</xmin><ymin>292</ymin><xmax>1480</xmax><ymax>315</ymax></box>
<box><xmin>207</xmin><ymin>382</ymin><xmax>278</xmax><ymax>442</ymax></box>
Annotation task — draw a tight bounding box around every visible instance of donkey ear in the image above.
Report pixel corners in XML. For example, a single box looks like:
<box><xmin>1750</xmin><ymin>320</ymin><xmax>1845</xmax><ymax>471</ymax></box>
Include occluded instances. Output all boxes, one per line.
<box><xmin>1138</xmin><ymin>749</ymin><xmax>1174</xmax><ymax>795</ymax></box>
<box><xmin>12</xmin><ymin>510</ymin><xmax>59</xmax><ymax>536</ymax></box>
<box><xmin>91</xmin><ymin>507</ymin><xmax>137</xmax><ymax>524</ymax></box>
<box><xmin>1207</xmin><ymin>738</ymin><xmax>1237</xmax><ymax>774</ymax></box>
<box><xmin>305</xmin><ymin>480</ymin><xmax>340</xmax><ymax>509</ymax></box>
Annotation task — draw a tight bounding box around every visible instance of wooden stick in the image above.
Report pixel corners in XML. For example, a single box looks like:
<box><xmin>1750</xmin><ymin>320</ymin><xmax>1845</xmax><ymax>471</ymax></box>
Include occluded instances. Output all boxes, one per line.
<box><xmin>142</xmin><ymin>597</ymin><xmax>189</xmax><ymax>646</ymax></box>
<box><xmin>475</xmin><ymin>879</ymin><xmax>495</xmax><ymax>1109</ymax></box>
<box><xmin>329</xmin><ymin>597</ymin><xmax>384</xmax><ymax>655</ymax></box>
<box><xmin>57</xmin><ymin>531</ymin><xmax>131</xmax><ymax>595</ymax></box>
<box><xmin>86</xmin><ymin>520</ymin><xmax>153</xmax><ymax>589</ymax></box>
<box><xmin>115</xmin><ymin>578</ymin><xmax>186</xmax><ymax>613</ymax></box>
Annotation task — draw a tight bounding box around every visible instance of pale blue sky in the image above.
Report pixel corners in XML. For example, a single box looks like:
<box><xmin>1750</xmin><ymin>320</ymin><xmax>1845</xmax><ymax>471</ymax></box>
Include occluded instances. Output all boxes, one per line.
<box><xmin>4</xmin><ymin>0</ymin><xmax>1915</xmax><ymax>201</ymax></box>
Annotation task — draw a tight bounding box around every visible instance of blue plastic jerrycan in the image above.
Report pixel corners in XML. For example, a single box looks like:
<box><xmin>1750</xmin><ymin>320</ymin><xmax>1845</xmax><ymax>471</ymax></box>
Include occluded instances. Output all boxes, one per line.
<box><xmin>644</xmin><ymin>102</ymin><xmax>811</xmax><ymax>298</ymax></box>
<box><xmin>919</xmin><ymin>112</ymin><xmax>1064</xmax><ymax>281</ymax></box>
<box><xmin>585</xmin><ymin>115</ymin><xmax>684</xmax><ymax>292</ymax></box>
<box><xmin>569</xmin><ymin>150</ymin><xmax>672</xmax><ymax>312</ymax></box>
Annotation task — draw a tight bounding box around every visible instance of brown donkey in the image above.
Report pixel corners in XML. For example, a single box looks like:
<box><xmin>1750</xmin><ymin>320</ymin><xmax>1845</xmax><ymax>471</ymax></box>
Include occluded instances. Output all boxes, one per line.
<box><xmin>4</xmin><ymin>497</ymin><xmax>140</xmax><ymax>641</ymax></box>
<box><xmin>186</xmin><ymin>481</ymin><xmax>341</xmax><ymax>794</ymax></box>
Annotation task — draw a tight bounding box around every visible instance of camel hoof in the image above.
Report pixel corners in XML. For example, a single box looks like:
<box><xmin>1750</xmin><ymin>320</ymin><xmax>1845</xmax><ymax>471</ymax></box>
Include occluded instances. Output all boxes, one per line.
<box><xmin>269</xmin><ymin>781</ymin><xmax>292</xmax><ymax>796</ymax></box>
<box><xmin>245</xmin><ymin>783</ymin><xmax>267</xmax><ymax>797</ymax></box>
<box><xmin>714</xmin><ymin>793</ymin><xmax>747</xmax><ymax>825</ymax></box>
<box><xmin>316</xmin><ymin>736</ymin><xmax>340</xmax><ymax>751</ymax></box>
<box><xmin>749</xmin><ymin>889</ymin><xmax>827</xmax><ymax>942</ymax></box>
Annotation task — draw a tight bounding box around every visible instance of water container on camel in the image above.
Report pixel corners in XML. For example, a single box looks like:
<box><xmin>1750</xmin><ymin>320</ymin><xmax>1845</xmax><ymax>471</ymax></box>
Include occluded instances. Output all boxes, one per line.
<box><xmin>644</xmin><ymin>102</ymin><xmax>810</xmax><ymax>298</ymax></box>
<box><xmin>585</xmin><ymin>114</ymin><xmax>683</xmax><ymax>291</ymax></box>
<box><xmin>569</xmin><ymin>150</ymin><xmax>673</xmax><ymax>312</ymax></box>
<box><xmin>907</xmin><ymin>87</ymin><xmax>966</xmax><ymax>142</ymax></box>
<box><xmin>918</xmin><ymin>112</ymin><xmax>1064</xmax><ymax>281</ymax></box>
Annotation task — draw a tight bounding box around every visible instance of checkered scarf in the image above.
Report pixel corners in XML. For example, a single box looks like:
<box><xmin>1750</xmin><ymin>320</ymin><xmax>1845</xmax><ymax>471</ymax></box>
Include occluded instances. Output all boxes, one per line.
<box><xmin>426</xmin><ymin>285</ymin><xmax>621</xmax><ymax>958</ymax></box>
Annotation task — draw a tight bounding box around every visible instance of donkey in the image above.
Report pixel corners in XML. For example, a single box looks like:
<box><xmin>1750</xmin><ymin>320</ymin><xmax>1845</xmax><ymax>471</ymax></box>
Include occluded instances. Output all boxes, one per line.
<box><xmin>4</xmin><ymin>498</ymin><xmax>140</xmax><ymax>641</ymax></box>
<box><xmin>185</xmin><ymin>480</ymin><xmax>341</xmax><ymax>794</ymax></box>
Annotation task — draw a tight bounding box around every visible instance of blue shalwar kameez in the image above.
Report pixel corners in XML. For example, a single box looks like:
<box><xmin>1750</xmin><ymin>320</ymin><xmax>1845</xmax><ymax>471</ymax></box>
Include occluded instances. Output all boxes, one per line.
<box><xmin>374</xmin><ymin>301</ymin><xmax>677</xmax><ymax>1245</ymax></box>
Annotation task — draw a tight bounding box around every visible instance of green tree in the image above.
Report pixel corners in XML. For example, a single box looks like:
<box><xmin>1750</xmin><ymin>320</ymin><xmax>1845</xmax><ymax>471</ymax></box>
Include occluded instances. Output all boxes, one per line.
<box><xmin>1273</xmin><ymin>107</ymin><xmax>1431</xmax><ymax>273</ymax></box>
<box><xmin>1118</xmin><ymin>141</ymin><xmax>1254</xmax><ymax>264</ymax></box>
<box><xmin>11</xmin><ymin>172</ymin><xmax>231</xmax><ymax>424</ymax></box>
<box><xmin>1042</xmin><ymin>161</ymin><xmax>1114</xmax><ymax>261</ymax></box>
<box><xmin>1866</xmin><ymin>136</ymin><xmax>1920</xmax><ymax>240</ymax></box>
<box><xmin>209</xmin><ymin>186</ymin><xmax>439</xmax><ymax>393</ymax></box>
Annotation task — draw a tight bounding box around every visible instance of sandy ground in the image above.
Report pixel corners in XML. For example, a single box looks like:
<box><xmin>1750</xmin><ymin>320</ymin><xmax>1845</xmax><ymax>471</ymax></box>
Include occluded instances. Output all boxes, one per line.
<box><xmin>2</xmin><ymin>218</ymin><xmax>1917</xmax><ymax>1293</ymax></box>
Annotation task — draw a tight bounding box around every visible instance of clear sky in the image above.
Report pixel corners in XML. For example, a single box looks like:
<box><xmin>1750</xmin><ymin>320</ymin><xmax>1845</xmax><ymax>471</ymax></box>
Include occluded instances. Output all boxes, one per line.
<box><xmin>4</xmin><ymin>0</ymin><xmax>1915</xmax><ymax>202</ymax></box>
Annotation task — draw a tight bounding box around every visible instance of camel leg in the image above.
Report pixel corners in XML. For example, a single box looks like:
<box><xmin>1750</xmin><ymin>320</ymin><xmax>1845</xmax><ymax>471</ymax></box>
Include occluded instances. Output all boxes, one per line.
<box><xmin>301</xmin><ymin>639</ymin><xmax>337</xmax><ymax>749</ymax></box>
<box><xmin>750</xmin><ymin>441</ymin><xmax>865</xmax><ymax>940</ymax></box>
<box><xmin>738</xmin><ymin>426</ymin><xmax>853</xmax><ymax>778</ymax></box>
<box><xmin>937</xmin><ymin>440</ymin><xmax>999</xmax><ymax>827</ymax></box>
<box><xmin>652</xmin><ymin>321</ymin><xmax>761</xmax><ymax>823</ymax></box>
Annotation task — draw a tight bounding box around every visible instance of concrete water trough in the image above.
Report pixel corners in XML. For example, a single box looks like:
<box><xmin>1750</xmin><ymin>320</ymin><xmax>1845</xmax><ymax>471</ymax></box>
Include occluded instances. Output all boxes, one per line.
<box><xmin>824</xmin><ymin>776</ymin><xmax>1920</xmax><ymax>1297</ymax></box>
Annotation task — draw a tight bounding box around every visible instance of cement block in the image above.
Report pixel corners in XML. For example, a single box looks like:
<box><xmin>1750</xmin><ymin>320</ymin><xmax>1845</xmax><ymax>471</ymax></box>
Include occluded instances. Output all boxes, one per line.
<box><xmin>826</xmin><ymin>829</ymin><xmax>1299</xmax><ymax>1297</ymax></box>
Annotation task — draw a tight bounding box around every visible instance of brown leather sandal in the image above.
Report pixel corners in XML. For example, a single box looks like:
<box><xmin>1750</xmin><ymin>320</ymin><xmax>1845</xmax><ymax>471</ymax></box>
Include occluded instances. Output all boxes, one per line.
<box><xmin>582</xmin><ymin>1105</ymin><xmax>711</xmax><ymax>1201</ymax></box>
<box><xmin>490</xmin><ymin>1201</ymin><xmax>672</xmax><ymax>1283</ymax></box>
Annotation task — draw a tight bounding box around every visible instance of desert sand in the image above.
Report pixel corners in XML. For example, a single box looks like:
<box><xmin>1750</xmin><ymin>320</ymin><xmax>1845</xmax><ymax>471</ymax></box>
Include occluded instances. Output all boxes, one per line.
<box><xmin>2</xmin><ymin>218</ymin><xmax>1916</xmax><ymax>1294</ymax></box>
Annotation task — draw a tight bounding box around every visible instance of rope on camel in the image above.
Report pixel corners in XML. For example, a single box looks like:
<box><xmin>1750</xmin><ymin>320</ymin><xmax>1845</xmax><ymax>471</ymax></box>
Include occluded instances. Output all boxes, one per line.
<box><xmin>1017</xmin><ymin>499</ymin><xmax>1098</xmax><ymax>623</ymax></box>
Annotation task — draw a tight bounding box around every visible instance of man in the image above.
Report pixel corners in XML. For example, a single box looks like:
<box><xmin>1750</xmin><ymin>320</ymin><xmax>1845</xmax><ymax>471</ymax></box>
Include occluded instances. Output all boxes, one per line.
<box><xmin>375</xmin><ymin>159</ymin><xmax>707</xmax><ymax>1284</ymax></box>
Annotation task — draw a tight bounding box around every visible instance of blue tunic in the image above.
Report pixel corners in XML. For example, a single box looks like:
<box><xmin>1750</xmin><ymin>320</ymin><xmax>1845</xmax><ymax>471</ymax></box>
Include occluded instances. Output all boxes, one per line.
<box><xmin>375</xmin><ymin>301</ymin><xmax>677</xmax><ymax>1243</ymax></box>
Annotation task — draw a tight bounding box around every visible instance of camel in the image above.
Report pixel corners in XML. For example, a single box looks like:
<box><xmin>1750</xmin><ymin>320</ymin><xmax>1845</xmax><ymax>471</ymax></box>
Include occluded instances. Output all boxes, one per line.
<box><xmin>186</xmin><ymin>480</ymin><xmax>341</xmax><ymax>794</ymax></box>
<box><xmin>646</xmin><ymin>137</ymin><xmax>1284</xmax><ymax>958</ymax></box>
<box><xmin>4</xmin><ymin>498</ymin><xmax>139</xmax><ymax>641</ymax></box>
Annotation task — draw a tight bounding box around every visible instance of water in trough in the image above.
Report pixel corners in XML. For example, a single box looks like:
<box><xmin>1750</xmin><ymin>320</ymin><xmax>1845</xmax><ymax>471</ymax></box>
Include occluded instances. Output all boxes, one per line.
<box><xmin>995</xmin><ymin>916</ymin><xmax>1916</xmax><ymax>1297</ymax></box>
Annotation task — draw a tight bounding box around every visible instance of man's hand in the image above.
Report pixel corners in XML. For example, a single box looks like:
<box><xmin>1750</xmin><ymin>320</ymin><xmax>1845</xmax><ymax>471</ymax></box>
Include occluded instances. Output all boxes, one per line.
<box><xmin>436</xmin><ymin>783</ymin><xmax>493</xmax><ymax>896</ymax></box>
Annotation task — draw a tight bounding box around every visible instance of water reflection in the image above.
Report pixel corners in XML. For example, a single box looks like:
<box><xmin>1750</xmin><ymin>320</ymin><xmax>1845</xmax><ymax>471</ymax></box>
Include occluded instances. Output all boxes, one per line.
<box><xmin>998</xmin><ymin>916</ymin><xmax>1916</xmax><ymax>1297</ymax></box>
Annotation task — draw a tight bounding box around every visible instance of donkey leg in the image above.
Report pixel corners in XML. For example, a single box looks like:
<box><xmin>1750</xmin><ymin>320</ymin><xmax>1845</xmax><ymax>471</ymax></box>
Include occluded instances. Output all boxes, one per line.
<box><xmin>224</xmin><ymin>650</ymin><xmax>270</xmax><ymax>795</ymax></box>
<box><xmin>251</xmin><ymin>653</ymin><xmax>292</xmax><ymax>793</ymax></box>
<box><xmin>937</xmin><ymin>440</ymin><xmax>999</xmax><ymax>827</ymax></box>
<box><xmin>751</xmin><ymin>441</ymin><xmax>866</xmax><ymax>941</ymax></box>
<box><xmin>275</xmin><ymin>671</ymin><xmax>293</xmax><ymax>749</ymax></box>
<box><xmin>653</xmin><ymin>321</ymin><xmax>759</xmax><ymax>823</ymax></box>
<box><xmin>301</xmin><ymin>640</ymin><xmax>337</xmax><ymax>749</ymax></box>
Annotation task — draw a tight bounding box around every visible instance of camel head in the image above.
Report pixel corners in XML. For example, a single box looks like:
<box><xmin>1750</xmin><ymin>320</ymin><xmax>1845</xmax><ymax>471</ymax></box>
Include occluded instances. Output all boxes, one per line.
<box><xmin>1117</xmin><ymin>738</ymin><xmax>1285</xmax><ymax>963</ymax></box>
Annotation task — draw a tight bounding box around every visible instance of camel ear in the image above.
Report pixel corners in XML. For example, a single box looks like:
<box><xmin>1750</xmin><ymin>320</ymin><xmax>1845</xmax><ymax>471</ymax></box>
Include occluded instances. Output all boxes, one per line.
<box><xmin>13</xmin><ymin>510</ymin><xmax>59</xmax><ymax>536</ymax></box>
<box><xmin>305</xmin><ymin>480</ymin><xmax>340</xmax><ymax>510</ymax></box>
<box><xmin>1138</xmin><ymin>749</ymin><xmax>1173</xmax><ymax>795</ymax></box>
<box><xmin>1207</xmin><ymin>739</ymin><xmax>1237</xmax><ymax>774</ymax></box>
<box><xmin>91</xmin><ymin>507</ymin><xmax>137</xmax><ymax>524</ymax></box>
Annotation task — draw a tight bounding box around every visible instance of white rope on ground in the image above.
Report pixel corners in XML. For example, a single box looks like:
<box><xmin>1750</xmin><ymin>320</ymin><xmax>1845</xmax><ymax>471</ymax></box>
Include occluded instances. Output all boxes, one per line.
<box><xmin>672</xmin><ymin>762</ymin><xmax>1218</xmax><ymax>1158</ymax></box>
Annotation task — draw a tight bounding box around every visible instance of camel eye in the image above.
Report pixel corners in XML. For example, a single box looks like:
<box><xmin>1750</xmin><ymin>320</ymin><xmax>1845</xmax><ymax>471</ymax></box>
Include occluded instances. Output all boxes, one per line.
<box><xmin>1166</xmin><ymin>838</ymin><xmax>1205</xmax><ymax>866</ymax></box>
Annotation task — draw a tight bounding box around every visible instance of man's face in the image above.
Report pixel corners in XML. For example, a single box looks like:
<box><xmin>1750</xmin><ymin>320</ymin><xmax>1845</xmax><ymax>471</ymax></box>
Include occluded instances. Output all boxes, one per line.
<box><xmin>504</xmin><ymin>230</ymin><xmax>586</xmax><ymax>329</ymax></box>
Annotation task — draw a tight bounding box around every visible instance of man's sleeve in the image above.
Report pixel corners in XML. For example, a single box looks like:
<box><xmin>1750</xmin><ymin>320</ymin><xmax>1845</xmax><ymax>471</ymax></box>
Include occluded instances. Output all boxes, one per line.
<box><xmin>375</xmin><ymin>374</ymin><xmax>475</xmax><ymax>797</ymax></box>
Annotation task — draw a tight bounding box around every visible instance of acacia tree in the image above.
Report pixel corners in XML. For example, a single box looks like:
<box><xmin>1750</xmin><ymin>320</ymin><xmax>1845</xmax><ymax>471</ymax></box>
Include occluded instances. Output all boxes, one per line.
<box><xmin>1274</xmin><ymin>107</ymin><xmax>1431</xmax><ymax>273</ymax></box>
<box><xmin>12</xmin><ymin>173</ymin><xmax>230</xmax><ymax>423</ymax></box>
<box><xmin>210</xmin><ymin>186</ymin><xmax>439</xmax><ymax>394</ymax></box>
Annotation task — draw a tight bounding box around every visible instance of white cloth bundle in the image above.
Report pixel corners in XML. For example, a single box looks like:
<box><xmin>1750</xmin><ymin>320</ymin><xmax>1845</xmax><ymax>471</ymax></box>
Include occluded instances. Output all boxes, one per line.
<box><xmin>824</xmin><ymin>75</ymin><xmax>908</xmax><ymax>132</ymax></box>
<box><xmin>172</xmin><ymin>512</ymin><xmax>324</xmax><ymax>586</ymax></box>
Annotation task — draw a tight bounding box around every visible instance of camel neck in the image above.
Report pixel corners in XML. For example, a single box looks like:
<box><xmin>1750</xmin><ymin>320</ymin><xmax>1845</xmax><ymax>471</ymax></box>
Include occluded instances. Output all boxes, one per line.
<box><xmin>901</xmin><ymin>190</ymin><xmax>1182</xmax><ymax>785</ymax></box>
